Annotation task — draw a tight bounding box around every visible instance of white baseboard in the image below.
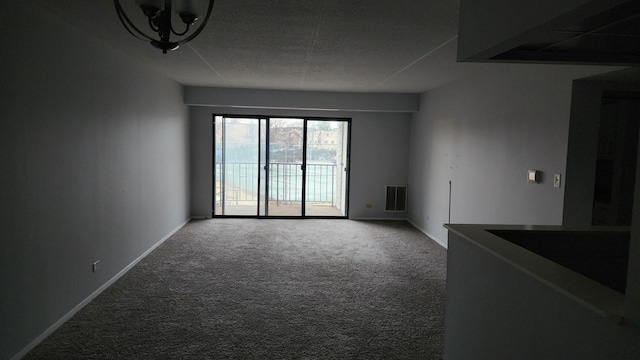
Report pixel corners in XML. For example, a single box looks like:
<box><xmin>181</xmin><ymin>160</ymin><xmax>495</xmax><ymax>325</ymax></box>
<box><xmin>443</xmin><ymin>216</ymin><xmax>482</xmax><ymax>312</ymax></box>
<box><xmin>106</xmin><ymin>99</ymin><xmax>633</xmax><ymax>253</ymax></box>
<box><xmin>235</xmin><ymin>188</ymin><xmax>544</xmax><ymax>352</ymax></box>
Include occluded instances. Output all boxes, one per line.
<box><xmin>348</xmin><ymin>217</ymin><xmax>448</xmax><ymax>248</ymax></box>
<box><xmin>11</xmin><ymin>218</ymin><xmax>191</xmax><ymax>360</ymax></box>
<box><xmin>349</xmin><ymin>217</ymin><xmax>409</xmax><ymax>221</ymax></box>
<box><xmin>406</xmin><ymin>219</ymin><xmax>448</xmax><ymax>249</ymax></box>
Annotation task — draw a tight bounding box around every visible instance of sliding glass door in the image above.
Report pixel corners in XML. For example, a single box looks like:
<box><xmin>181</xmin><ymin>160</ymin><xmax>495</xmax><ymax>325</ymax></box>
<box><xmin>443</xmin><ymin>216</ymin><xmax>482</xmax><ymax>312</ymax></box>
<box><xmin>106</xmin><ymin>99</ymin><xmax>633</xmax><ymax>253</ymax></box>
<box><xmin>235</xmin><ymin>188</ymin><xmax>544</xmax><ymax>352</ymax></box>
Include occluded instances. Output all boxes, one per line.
<box><xmin>214</xmin><ymin>116</ymin><xmax>264</xmax><ymax>216</ymax></box>
<box><xmin>214</xmin><ymin>116</ymin><xmax>350</xmax><ymax>217</ymax></box>
<box><xmin>305</xmin><ymin>120</ymin><xmax>349</xmax><ymax>216</ymax></box>
<box><xmin>267</xmin><ymin>118</ymin><xmax>304</xmax><ymax>216</ymax></box>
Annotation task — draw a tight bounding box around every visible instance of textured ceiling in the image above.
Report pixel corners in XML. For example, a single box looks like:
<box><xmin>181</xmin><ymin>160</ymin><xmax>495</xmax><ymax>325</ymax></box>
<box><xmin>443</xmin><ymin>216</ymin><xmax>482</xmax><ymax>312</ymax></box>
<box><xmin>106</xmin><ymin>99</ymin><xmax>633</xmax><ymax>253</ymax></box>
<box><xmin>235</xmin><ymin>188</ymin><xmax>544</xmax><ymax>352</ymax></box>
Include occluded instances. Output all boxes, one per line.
<box><xmin>34</xmin><ymin>0</ymin><xmax>489</xmax><ymax>93</ymax></box>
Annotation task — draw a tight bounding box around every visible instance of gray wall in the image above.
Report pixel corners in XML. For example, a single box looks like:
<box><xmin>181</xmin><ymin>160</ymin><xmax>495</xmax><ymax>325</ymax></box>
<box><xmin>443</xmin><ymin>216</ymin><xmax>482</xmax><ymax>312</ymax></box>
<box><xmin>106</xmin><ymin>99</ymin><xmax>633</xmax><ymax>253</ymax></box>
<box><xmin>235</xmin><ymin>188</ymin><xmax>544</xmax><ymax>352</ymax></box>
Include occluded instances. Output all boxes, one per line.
<box><xmin>188</xmin><ymin>96</ymin><xmax>413</xmax><ymax>220</ymax></box>
<box><xmin>562</xmin><ymin>81</ymin><xmax>606</xmax><ymax>226</ymax></box>
<box><xmin>628</xmin><ymin>143</ymin><xmax>640</xmax><ymax>327</ymax></box>
<box><xmin>185</xmin><ymin>86</ymin><xmax>419</xmax><ymax>112</ymax></box>
<box><xmin>407</xmin><ymin>64</ymin><xmax>614</xmax><ymax>246</ymax></box>
<box><xmin>0</xmin><ymin>3</ymin><xmax>190</xmax><ymax>359</ymax></box>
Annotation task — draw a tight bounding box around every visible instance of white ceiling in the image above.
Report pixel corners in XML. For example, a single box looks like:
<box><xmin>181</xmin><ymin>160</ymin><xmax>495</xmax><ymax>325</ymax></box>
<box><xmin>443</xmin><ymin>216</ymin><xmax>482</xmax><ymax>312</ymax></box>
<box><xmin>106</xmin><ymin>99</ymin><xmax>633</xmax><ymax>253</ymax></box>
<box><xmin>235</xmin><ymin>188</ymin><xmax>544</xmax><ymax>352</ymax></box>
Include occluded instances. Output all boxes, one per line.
<box><xmin>34</xmin><ymin>0</ymin><xmax>491</xmax><ymax>93</ymax></box>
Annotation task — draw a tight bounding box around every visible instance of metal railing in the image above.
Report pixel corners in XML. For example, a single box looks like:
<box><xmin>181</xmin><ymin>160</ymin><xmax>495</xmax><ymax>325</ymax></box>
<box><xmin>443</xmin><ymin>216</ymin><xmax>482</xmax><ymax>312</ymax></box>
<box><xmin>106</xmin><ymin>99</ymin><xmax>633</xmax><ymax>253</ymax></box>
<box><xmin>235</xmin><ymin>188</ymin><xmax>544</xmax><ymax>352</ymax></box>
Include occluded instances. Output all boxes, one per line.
<box><xmin>215</xmin><ymin>162</ymin><xmax>337</xmax><ymax>206</ymax></box>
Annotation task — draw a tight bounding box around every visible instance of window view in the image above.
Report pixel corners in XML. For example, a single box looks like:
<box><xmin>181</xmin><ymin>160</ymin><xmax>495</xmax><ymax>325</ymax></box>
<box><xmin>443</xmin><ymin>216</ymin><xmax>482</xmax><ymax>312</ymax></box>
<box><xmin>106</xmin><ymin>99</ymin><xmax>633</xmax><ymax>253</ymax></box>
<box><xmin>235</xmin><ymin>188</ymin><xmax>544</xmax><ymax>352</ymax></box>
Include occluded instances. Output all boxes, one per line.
<box><xmin>214</xmin><ymin>117</ymin><xmax>262</xmax><ymax>216</ymax></box>
<box><xmin>214</xmin><ymin>116</ymin><xmax>350</xmax><ymax>217</ymax></box>
<box><xmin>305</xmin><ymin>120</ymin><xmax>349</xmax><ymax>216</ymax></box>
<box><xmin>267</xmin><ymin>118</ymin><xmax>304</xmax><ymax>216</ymax></box>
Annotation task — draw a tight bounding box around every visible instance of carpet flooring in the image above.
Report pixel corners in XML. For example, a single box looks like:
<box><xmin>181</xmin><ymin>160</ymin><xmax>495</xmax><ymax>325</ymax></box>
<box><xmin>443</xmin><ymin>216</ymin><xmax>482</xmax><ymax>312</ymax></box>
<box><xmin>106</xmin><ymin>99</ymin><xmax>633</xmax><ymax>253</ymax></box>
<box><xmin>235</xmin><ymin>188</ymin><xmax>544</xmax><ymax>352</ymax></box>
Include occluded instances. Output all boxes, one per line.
<box><xmin>25</xmin><ymin>219</ymin><xmax>447</xmax><ymax>359</ymax></box>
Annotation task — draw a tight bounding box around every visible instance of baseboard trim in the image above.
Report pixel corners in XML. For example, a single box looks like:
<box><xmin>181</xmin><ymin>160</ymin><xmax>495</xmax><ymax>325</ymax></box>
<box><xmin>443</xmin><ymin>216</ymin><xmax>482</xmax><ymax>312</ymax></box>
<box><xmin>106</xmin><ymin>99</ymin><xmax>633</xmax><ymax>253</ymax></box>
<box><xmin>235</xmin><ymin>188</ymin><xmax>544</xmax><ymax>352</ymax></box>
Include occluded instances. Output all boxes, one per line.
<box><xmin>11</xmin><ymin>218</ymin><xmax>191</xmax><ymax>360</ymax></box>
<box><xmin>349</xmin><ymin>217</ymin><xmax>409</xmax><ymax>221</ymax></box>
<box><xmin>406</xmin><ymin>219</ymin><xmax>448</xmax><ymax>249</ymax></box>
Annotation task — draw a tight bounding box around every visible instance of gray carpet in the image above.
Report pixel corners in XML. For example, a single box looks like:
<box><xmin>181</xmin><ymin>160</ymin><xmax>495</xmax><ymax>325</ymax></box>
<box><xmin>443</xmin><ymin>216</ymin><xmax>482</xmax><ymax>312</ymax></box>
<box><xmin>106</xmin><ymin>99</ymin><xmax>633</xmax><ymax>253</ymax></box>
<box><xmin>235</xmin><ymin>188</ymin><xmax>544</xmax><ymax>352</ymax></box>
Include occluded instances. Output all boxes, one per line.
<box><xmin>26</xmin><ymin>219</ymin><xmax>447</xmax><ymax>359</ymax></box>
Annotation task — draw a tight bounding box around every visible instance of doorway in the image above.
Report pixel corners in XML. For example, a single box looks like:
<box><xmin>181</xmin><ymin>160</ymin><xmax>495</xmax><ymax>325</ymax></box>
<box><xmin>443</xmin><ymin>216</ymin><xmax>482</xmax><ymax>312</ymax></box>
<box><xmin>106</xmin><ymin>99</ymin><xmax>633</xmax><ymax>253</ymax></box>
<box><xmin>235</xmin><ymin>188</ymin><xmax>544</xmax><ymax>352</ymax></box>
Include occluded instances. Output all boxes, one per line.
<box><xmin>214</xmin><ymin>115</ymin><xmax>350</xmax><ymax>218</ymax></box>
<box><xmin>591</xmin><ymin>97</ymin><xmax>639</xmax><ymax>226</ymax></box>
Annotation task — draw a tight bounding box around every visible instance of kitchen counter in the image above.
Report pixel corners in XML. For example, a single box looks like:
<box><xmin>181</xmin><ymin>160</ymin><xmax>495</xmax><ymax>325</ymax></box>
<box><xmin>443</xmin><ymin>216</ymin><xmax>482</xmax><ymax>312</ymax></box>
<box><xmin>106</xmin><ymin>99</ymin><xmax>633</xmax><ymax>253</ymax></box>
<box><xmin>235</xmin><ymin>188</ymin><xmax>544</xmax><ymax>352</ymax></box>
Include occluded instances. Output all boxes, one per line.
<box><xmin>443</xmin><ymin>224</ymin><xmax>638</xmax><ymax>360</ymax></box>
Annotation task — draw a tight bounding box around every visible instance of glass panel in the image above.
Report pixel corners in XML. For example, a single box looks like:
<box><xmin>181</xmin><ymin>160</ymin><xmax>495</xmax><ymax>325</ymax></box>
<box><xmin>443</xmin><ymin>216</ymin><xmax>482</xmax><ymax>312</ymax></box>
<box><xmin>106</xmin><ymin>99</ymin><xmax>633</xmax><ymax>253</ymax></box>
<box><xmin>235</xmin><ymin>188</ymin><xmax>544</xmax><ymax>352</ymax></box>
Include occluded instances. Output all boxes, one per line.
<box><xmin>267</xmin><ymin>118</ymin><xmax>304</xmax><ymax>216</ymax></box>
<box><xmin>214</xmin><ymin>116</ymin><xmax>223</xmax><ymax>215</ymax></box>
<box><xmin>215</xmin><ymin>117</ymin><xmax>260</xmax><ymax>216</ymax></box>
<box><xmin>305</xmin><ymin>120</ymin><xmax>348</xmax><ymax>216</ymax></box>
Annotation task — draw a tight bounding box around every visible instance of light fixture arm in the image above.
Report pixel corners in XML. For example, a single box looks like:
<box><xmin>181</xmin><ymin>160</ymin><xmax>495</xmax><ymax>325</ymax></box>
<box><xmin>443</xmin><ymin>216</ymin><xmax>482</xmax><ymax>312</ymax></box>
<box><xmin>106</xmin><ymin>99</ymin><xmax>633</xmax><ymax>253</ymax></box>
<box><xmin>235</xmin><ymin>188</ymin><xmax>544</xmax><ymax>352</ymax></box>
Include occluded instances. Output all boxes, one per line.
<box><xmin>115</xmin><ymin>0</ymin><xmax>156</xmax><ymax>43</ymax></box>
<box><xmin>174</xmin><ymin>0</ymin><xmax>214</xmax><ymax>46</ymax></box>
<box><xmin>114</xmin><ymin>0</ymin><xmax>214</xmax><ymax>54</ymax></box>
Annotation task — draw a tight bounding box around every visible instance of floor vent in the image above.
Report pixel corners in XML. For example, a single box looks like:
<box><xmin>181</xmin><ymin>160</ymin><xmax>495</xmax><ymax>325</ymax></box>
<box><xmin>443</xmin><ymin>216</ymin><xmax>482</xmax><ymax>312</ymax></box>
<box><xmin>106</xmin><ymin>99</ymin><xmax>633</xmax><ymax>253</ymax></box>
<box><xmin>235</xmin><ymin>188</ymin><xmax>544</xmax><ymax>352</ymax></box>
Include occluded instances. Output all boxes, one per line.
<box><xmin>385</xmin><ymin>185</ymin><xmax>407</xmax><ymax>212</ymax></box>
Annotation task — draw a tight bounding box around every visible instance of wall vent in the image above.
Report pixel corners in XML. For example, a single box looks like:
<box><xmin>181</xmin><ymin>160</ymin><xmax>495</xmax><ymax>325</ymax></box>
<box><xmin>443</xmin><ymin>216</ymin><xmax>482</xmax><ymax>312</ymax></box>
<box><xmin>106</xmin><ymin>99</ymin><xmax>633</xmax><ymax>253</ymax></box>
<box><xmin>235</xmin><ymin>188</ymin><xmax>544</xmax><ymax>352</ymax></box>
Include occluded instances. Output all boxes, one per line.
<box><xmin>385</xmin><ymin>185</ymin><xmax>407</xmax><ymax>212</ymax></box>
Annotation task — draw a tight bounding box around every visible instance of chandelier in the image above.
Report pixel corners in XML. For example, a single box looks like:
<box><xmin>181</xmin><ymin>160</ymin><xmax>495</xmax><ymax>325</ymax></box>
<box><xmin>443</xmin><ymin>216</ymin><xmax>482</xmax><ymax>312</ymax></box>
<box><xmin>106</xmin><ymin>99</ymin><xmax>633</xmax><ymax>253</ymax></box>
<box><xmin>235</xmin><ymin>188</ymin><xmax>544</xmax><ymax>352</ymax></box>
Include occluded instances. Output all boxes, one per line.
<box><xmin>114</xmin><ymin>0</ymin><xmax>214</xmax><ymax>54</ymax></box>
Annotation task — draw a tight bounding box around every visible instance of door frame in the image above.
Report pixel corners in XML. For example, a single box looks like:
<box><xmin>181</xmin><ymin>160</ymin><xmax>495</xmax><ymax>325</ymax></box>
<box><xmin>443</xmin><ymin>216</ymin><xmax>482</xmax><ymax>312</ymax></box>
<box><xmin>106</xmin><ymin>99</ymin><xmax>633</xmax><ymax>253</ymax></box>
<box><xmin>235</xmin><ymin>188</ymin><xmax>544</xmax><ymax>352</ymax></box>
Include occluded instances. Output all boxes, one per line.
<box><xmin>212</xmin><ymin>114</ymin><xmax>351</xmax><ymax>219</ymax></box>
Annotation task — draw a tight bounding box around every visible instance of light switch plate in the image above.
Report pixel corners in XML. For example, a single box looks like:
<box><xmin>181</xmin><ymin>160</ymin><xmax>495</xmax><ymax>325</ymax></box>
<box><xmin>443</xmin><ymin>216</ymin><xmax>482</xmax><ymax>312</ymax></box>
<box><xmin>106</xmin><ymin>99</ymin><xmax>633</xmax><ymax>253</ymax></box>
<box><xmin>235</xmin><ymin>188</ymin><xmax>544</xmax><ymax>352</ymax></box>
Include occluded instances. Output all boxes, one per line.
<box><xmin>553</xmin><ymin>174</ymin><xmax>561</xmax><ymax>188</ymax></box>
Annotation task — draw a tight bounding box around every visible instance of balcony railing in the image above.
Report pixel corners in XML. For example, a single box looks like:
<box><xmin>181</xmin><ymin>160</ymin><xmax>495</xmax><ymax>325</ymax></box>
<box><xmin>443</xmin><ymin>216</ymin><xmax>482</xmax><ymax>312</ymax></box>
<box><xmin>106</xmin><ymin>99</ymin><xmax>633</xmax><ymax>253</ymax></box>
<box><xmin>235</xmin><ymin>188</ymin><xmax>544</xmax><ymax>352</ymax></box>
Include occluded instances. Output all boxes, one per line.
<box><xmin>215</xmin><ymin>162</ymin><xmax>337</xmax><ymax>206</ymax></box>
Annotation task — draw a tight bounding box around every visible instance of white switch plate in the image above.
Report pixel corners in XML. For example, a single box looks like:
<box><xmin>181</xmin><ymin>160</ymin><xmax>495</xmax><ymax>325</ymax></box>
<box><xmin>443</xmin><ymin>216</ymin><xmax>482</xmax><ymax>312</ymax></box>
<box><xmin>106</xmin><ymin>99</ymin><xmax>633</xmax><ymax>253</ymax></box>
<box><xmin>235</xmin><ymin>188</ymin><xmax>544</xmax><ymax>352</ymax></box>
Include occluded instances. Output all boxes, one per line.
<box><xmin>553</xmin><ymin>174</ymin><xmax>561</xmax><ymax>188</ymax></box>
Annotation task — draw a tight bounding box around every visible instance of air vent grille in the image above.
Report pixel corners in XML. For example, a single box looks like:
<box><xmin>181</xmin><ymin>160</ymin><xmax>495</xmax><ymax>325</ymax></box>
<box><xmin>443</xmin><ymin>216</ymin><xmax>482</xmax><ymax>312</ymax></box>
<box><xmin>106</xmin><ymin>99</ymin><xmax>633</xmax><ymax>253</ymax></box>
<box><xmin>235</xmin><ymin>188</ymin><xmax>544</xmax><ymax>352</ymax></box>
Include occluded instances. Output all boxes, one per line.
<box><xmin>385</xmin><ymin>185</ymin><xmax>407</xmax><ymax>212</ymax></box>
